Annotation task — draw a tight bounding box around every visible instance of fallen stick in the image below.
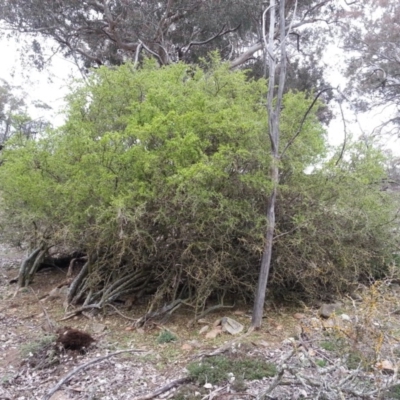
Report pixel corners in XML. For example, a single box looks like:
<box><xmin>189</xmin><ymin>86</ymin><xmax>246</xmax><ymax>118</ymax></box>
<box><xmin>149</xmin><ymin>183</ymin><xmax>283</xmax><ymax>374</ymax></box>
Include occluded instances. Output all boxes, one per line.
<box><xmin>132</xmin><ymin>377</ymin><xmax>190</xmax><ymax>400</ymax></box>
<box><xmin>58</xmin><ymin>304</ymin><xmax>101</xmax><ymax>321</ymax></box>
<box><xmin>42</xmin><ymin>348</ymin><xmax>148</xmax><ymax>400</ymax></box>
<box><xmin>106</xmin><ymin>303</ymin><xmax>138</xmax><ymax>322</ymax></box>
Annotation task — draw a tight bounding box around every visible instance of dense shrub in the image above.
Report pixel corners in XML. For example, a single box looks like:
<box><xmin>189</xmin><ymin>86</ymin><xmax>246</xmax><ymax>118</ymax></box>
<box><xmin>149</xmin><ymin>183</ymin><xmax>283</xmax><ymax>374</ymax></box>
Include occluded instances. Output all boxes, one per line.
<box><xmin>0</xmin><ymin>58</ymin><xmax>397</xmax><ymax>310</ymax></box>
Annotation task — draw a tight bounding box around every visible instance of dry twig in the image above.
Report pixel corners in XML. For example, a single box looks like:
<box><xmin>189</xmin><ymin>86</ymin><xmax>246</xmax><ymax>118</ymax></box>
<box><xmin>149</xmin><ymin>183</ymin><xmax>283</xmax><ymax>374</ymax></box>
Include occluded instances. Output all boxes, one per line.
<box><xmin>42</xmin><ymin>348</ymin><xmax>148</xmax><ymax>400</ymax></box>
<box><xmin>132</xmin><ymin>377</ymin><xmax>190</xmax><ymax>400</ymax></box>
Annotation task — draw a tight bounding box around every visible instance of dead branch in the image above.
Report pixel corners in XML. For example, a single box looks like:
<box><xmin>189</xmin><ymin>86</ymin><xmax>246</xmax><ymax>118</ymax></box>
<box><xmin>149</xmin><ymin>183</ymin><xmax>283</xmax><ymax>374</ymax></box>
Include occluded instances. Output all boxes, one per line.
<box><xmin>59</xmin><ymin>303</ymin><xmax>102</xmax><ymax>321</ymax></box>
<box><xmin>106</xmin><ymin>303</ymin><xmax>138</xmax><ymax>322</ymax></box>
<box><xmin>132</xmin><ymin>377</ymin><xmax>189</xmax><ymax>400</ymax></box>
<box><xmin>135</xmin><ymin>298</ymin><xmax>185</xmax><ymax>327</ymax></box>
<box><xmin>201</xmin><ymin>384</ymin><xmax>227</xmax><ymax>400</ymax></box>
<box><xmin>42</xmin><ymin>348</ymin><xmax>148</xmax><ymax>400</ymax></box>
<box><xmin>184</xmin><ymin>24</ymin><xmax>241</xmax><ymax>54</ymax></box>
<box><xmin>281</xmin><ymin>87</ymin><xmax>333</xmax><ymax>158</ymax></box>
<box><xmin>260</xmin><ymin>348</ymin><xmax>296</xmax><ymax>398</ymax></box>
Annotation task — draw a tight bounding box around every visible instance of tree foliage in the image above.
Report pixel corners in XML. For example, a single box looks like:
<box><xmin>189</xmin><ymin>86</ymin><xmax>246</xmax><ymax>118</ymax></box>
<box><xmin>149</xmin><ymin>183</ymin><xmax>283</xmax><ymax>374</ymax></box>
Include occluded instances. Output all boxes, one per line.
<box><xmin>0</xmin><ymin>80</ymin><xmax>50</xmax><ymax>145</ymax></box>
<box><xmin>0</xmin><ymin>59</ymin><xmax>397</xmax><ymax>313</ymax></box>
<box><xmin>0</xmin><ymin>0</ymin><xmax>347</xmax><ymax>108</ymax></box>
<box><xmin>342</xmin><ymin>0</ymin><xmax>400</xmax><ymax>134</ymax></box>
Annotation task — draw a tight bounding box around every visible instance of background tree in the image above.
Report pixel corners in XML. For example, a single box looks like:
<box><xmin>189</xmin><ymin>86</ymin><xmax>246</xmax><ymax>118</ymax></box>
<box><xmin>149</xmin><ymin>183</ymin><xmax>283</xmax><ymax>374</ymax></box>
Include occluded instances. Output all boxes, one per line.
<box><xmin>0</xmin><ymin>0</ymin><xmax>350</xmax><ymax>112</ymax></box>
<box><xmin>342</xmin><ymin>0</ymin><xmax>400</xmax><ymax>135</ymax></box>
<box><xmin>0</xmin><ymin>80</ymin><xmax>48</xmax><ymax>145</ymax></box>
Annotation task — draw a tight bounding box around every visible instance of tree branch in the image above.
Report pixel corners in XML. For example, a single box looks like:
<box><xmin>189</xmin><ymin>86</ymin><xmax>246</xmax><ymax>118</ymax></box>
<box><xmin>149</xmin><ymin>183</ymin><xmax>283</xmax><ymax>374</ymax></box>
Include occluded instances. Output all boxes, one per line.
<box><xmin>281</xmin><ymin>87</ymin><xmax>332</xmax><ymax>157</ymax></box>
<box><xmin>184</xmin><ymin>24</ymin><xmax>241</xmax><ymax>54</ymax></box>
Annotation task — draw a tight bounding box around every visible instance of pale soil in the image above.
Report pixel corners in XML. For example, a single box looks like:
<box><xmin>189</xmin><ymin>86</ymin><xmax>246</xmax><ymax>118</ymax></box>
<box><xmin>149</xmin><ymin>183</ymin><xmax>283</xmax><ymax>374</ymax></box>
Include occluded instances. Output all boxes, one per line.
<box><xmin>0</xmin><ymin>244</ymin><xmax>299</xmax><ymax>400</ymax></box>
<box><xmin>2</xmin><ymin>243</ymin><xmax>400</xmax><ymax>399</ymax></box>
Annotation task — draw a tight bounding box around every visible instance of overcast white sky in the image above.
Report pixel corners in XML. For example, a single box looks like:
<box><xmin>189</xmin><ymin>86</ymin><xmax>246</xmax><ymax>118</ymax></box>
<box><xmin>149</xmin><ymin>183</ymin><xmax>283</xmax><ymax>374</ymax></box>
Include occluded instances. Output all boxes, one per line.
<box><xmin>0</xmin><ymin>37</ymin><xmax>79</xmax><ymax>126</ymax></box>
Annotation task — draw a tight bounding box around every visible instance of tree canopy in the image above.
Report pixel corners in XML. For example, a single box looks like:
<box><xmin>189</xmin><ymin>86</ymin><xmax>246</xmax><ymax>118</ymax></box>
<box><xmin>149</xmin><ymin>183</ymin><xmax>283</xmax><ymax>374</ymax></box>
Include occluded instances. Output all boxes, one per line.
<box><xmin>0</xmin><ymin>0</ymin><xmax>346</xmax><ymax>105</ymax></box>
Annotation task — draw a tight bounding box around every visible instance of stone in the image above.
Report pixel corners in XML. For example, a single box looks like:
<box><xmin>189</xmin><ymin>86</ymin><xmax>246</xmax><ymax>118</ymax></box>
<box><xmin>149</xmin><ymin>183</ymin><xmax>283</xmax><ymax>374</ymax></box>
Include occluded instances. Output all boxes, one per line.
<box><xmin>340</xmin><ymin>314</ymin><xmax>351</xmax><ymax>321</ymax></box>
<box><xmin>199</xmin><ymin>325</ymin><xmax>209</xmax><ymax>335</ymax></box>
<box><xmin>220</xmin><ymin>317</ymin><xmax>244</xmax><ymax>335</ymax></box>
<box><xmin>91</xmin><ymin>322</ymin><xmax>107</xmax><ymax>334</ymax></box>
<box><xmin>319</xmin><ymin>302</ymin><xmax>342</xmax><ymax>318</ymax></box>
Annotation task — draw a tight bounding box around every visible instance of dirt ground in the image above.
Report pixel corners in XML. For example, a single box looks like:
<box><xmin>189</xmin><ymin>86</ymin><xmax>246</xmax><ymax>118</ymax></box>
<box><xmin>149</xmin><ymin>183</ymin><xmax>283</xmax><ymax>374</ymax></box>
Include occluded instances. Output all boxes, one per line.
<box><xmin>0</xmin><ymin>244</ymin><xmax>302</xmax><ymax>400</ymax></box>
<box><xmin>2</xmin><ymin>243</ymin><xmax>400</xmax><ymax>400</ymax></box>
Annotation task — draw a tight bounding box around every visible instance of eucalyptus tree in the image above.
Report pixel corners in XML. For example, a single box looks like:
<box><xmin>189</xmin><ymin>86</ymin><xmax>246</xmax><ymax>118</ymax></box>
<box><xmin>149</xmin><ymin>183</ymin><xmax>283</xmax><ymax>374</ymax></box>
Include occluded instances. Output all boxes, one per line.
<box><xmin>341</xmin><ymin>0</ymin><xmax>400</xmax><ymax>135</ymax></box>
<box><xmin>0</xmin><ymin>0</ymin><xmax>351</xmax><ymax>97</ymax></box>
<box><xmin>0</xmin><ymin>81</ymin><xmax>48</xmax><ymax>145</ymax></box>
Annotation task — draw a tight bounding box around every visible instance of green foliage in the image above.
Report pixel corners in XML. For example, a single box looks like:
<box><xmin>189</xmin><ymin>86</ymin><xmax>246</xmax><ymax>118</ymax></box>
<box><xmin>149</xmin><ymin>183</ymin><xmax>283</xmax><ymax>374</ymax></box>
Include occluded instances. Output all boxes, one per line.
<box><xmin>346</xmin><ymin>351</ymin><xmax>363</xmax><ymax>370</ymax></box>
<box><xmin>187</xmin><ymin>355</ymin><xmax>277</xmax><ymax>385</ymax></box>
<box><xmin>320</xmin><ymin>341</ymin><xmax>338</xmax><ymax>352</ymax></box>
<box><xmin>157</xmin><ymin>330</ymin><xmax>178</xmax><ymax>344</ymax></box>
<box><xmin>316</xmin><ymin>359</ymin><xmax>328</xmax><ymax>368</ymax></box>
<box><xmin>20</xmin><ymin>335</ymin><xmax>58</xmax><ymax>369</ymax></box>
<box><xmin>271</xmin><ymin>141</ymin><xmax>399</xmax><ymax>300</ymax></box>
<box><xmin>0</xmin><ymin>58</ymin><xmax>398</xmax><ymax>306</ymax></box>
<box><xmin>386</xmin><ymin>384</ymin><xmax>400</xmax><ymax>400</ymax></box>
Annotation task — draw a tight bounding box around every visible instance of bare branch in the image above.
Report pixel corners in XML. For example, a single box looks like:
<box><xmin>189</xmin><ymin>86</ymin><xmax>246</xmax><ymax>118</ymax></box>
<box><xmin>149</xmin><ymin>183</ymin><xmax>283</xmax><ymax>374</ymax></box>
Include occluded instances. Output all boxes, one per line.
<box><xmin>184</xmin><ymin>24</ymin><xmax>241</xmax><ymax>54</ymax></box>
<box><xmin>281</xmin><ymin>87</ymin><xmax>333</xmax><ymax>157</ymax></box>
<box><xmin>132</xmin><ymin>377</ymin><xmax>190</xmax><ymax>400</ymax></box>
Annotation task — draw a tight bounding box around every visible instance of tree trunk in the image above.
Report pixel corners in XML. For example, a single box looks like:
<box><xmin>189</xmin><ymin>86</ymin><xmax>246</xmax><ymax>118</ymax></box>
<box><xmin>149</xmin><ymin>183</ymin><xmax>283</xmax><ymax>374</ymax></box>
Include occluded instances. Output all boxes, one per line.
<box><xmin>252</xmin><ymin>0</ymin><xmax>287</xmax><ymax>328</ymax></box>
<box><xmin>252</xmin><ymin>167</ymin><xmax>278</xmax><ymax>327</ymax></box>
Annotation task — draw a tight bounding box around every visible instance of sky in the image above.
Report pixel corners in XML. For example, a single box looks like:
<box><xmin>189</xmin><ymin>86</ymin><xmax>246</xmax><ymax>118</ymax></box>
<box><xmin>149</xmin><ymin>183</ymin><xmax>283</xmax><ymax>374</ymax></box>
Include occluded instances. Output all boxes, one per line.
<box><xmin>0</xmin><ymin>37</ymin><xmax>79</xmax><ymax>126</ymax></box>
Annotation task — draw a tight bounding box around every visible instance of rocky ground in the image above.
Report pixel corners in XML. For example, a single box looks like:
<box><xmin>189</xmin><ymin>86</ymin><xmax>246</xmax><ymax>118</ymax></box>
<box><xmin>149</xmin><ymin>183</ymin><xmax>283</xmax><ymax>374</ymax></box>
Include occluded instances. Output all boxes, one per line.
<box><xmin>2</xmin><ymin>244</ymin><xmax>400</xmax><ymax>400</ymax></box>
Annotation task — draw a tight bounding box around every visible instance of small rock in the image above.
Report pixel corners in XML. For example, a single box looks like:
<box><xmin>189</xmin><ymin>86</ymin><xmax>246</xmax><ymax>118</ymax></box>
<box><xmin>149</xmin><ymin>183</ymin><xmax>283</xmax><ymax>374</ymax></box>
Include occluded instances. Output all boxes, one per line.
<box><xmin>341</xmin><ymin>314</ymin><xmax>351</xmax><ymax>321</ymax></box>
<box><xmin>220</xmin><ymin>317</ymin><xmax>244</xmax><ymax>335</ymax></box>
<box><xmin>293</xmin><ymin>313</ymin><xmax>306</xmax><ymax>320</ymax></box>
<box><xmin>199</xmin><ymin>325</ymin><xmax>209</xmax><ymax>335</ymax></box>
<box><xmin>319</xmin><ymin>302</ymin><xmax>342</xmax><ymax>319</ymax></box>
<box><xmin>91</xmin><ymin>322</ymin><xmax>107</xmax><ymax>334</ymax></box>
<box><xmin>204</xmin><ymin>383</ymin><xmax>213</xmax><ymax>389</ymax></box>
